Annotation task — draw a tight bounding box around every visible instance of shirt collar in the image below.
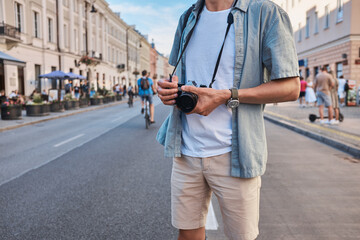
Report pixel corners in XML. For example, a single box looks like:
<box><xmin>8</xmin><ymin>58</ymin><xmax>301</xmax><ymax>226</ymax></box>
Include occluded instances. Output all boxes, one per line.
<box><xmin>193</xmin><ymin>0</ymin><xmax>251</xmax><ymax>17</ymax></box>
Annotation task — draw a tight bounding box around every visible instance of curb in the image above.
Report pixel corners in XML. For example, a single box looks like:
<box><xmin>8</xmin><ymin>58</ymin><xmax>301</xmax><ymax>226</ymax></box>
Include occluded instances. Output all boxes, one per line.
<box><xmin>264</xmin><ymin>114</ymin><xmax>360</xmax><ymax>159</ymax></box>
<box><xmin>0</xmin><ymin>99</ymin><xmax>132</xmax><ymax>132</ymax></box>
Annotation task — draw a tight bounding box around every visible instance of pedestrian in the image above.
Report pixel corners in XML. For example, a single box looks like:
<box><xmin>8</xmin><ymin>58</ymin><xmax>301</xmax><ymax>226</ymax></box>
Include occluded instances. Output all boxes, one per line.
<box><xmin>337</xmin><ymin>75</ymin><xmax>346</xmax><ymax>107</ymax></box>
<box><xmin>123</xmin><ymin>85</ymin><xmax>127</xmax><ymax>97</ymax></box>
<box><xmin>305</xmin><ymin>77</ymin><xmax>316</xmax><ymax>106</ymax></box>
<box><xmin>329</xmin><ymin>70</ymin><xmax>340</xmax><ymax>124</ymax></box>
<box><xmin>74</xmin><ymin>84</ymin><xmax>80</xmax><ymax>100</ymax></box>
<box><xmin>299</xmin><ymin>76</ymin><xmax>307</xmax><ymax>107</ymax></box>
<box><xmin>65</xmin><ymin>81</ymin><xmax>72</xmax><ymax>94</ymax></box>
<box><xmin>30</xmin><ymin>89</ymin><xmax>38</xmax><ymax>99</ymax></box>
<box><xmin>9</xmin><ymin>90</ymin><xmax>17</xmax><ymax>98</ymax></box>
<box><xmin>344</xmin><ymin>79</ymin><xmax>350</xmax><ymax>106</ymax></box>
<box><xmin>156</xmin><ymin>0</ymin><xmax>300</xmax><ymax>239</ymax></box>
<box><xmin>314</xmin><ymin>66</ymin><xmax>334</xmax><ymax>124</ymax></box>
<box><xmin>115</xmin><ymin>84</ymin><xmax>121</xmax><ymax>96</ymax></box>
<box><xmin>81</xmin><ymin>80</ymin><xmax>89</xmax><ymax>97</ymax></box>
<box><xmin>0</xmin><ymin>89</ymin><xmax>7</xmax><ymax>104</ymax></box>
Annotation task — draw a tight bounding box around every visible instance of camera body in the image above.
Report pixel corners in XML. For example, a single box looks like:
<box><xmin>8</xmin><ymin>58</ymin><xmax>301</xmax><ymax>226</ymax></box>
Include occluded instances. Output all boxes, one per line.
<box><xmin>175</xmin><ymin>82</ymin><xmax>207</xmax><ymax>113</ymax></box>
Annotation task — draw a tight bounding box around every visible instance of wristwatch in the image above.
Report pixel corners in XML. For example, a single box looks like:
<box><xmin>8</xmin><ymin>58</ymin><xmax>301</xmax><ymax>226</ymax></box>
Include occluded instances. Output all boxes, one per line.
<box><xmin>226</xmin><ymin>87</ymin><xmax>239</xmax><ymax>109</ymax></box>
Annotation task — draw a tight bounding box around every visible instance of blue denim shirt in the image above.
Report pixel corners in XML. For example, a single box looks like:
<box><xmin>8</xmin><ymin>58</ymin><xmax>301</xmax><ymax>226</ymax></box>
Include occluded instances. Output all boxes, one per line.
<box><xmin>156</xmin><ymin>0</ymin><xmax>299</xmax><ymax>178</ymax></box>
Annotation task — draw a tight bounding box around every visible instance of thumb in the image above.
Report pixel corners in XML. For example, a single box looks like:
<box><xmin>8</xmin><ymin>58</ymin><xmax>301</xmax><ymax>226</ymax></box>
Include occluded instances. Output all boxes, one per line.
<box><xmin>172</xmin><ymin>75</ymin><xmax>179</xmax><ymax>84</ymax></box>
<box><xmin>181</xmin><ymin>85</ymin><xmax>198</xmax><ymax>94</ymax></box>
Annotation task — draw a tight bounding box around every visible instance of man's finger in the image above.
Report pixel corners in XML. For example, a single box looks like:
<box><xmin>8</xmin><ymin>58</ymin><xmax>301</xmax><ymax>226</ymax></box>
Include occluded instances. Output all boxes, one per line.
<box><xmin>157</xmin><ymin>87</ymin><xmax>178</xmax><ymax>96</ymax></box>
<box><xmin>158</xmin><ymin>80</ymin><xmax>178</xmax><ymax>89</ymax></box>
<box><xmin>159</xmin><ymin>93</ymin><xmax>178</xmax><ymax>101</ymax></box>
<box><xmin>162</xmin><ymin>99</ymin><xmax>176</xmax><ymax>105</ymax></box>
<box><xmin>181</xmin><ymin>85</ymin><xmax>198</xmax><ymax>94</ymax></box>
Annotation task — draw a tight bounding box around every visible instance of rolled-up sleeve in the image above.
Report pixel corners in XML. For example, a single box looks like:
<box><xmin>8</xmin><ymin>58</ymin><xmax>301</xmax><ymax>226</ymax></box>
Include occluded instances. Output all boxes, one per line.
<box><xmin>262</xmin><ymin>4</ymin><xmax>299</xmax><ymax>80</ymax></box>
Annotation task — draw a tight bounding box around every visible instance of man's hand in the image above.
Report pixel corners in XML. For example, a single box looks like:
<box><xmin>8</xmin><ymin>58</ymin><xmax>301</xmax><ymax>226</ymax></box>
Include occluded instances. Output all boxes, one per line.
<box><xmin>180</xmin><ymin>85</ymin><xmax>230</xmax><ymax>116</ymax></box>
<box><xmin>157</xmin><ymin>76</ymin><xmax>179</xmax><ymax>105</ymax></box>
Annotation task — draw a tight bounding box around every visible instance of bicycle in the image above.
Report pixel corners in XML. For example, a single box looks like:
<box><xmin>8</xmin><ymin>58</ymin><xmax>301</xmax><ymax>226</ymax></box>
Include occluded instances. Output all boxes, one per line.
<box><xmin>128</xmin><ymin>92</ymin><xmax>134</xmax><ymax>108</ymax></box>
<box><xmin>144</xmin><ymin>96</ymin><xmax>151</xmax><ymax>129</ymax></box>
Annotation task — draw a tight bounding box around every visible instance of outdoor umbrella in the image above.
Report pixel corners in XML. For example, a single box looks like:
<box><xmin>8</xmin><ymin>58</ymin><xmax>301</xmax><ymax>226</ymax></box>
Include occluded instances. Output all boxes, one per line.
<box><xmin>66</xmin><ymin>72</ymin><xmax>87</xmax><ymax>80</ymax></box>
<box><xmin>39</xmin><ymin>70</ymin><xmax>70</xmax><ymax>79</ymax></box>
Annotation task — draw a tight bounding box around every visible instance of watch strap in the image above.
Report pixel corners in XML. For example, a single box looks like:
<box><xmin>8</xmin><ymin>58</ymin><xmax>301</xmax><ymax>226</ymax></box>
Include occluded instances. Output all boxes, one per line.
<box><xmin>230</xmin><ymin>88</ymin><xmax>238</xmax><ymax>100</ymax></box>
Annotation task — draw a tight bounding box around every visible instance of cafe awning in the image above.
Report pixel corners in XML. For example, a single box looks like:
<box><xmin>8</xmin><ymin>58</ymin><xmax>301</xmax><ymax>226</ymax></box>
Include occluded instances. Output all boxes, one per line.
<box><xmin>0</xmin><ymin>51</ymin><xmax>26</xmax><ymax>66</ymax></box>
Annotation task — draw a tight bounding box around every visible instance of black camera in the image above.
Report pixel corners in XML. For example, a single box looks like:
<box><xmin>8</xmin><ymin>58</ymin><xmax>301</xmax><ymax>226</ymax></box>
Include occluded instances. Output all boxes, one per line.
<box><xmin>175</xmin><ymin>82</ymin><xmax>206</xmax><ymax>113</ymax></box>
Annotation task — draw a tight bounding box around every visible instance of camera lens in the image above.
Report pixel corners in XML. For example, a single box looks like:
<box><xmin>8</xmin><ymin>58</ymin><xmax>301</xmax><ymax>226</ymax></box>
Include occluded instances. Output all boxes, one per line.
<box><xmin>177</xmin><ymin>92</ymin><xmax>198</xmax><ymax>113</ymax></box>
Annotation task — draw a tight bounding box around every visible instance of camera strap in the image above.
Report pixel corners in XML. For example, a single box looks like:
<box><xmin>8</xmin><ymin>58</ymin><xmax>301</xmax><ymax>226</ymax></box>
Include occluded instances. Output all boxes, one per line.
<box><xmin>170</xmin><ymin>0</ymin><xmax>237</xmax><ymax>86</ymax></box>
<box><xmin>209</xmin><ymin>12</ymin><xmax>234</xmax><ymax>88</ymax></box>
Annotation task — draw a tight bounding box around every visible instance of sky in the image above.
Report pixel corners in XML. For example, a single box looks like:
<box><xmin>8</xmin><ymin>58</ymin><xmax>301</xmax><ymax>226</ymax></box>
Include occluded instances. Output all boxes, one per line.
<box><xmin>107</xmin><ymin>0</ymin><xmax>195</xmax><ymax>56</ymax></box>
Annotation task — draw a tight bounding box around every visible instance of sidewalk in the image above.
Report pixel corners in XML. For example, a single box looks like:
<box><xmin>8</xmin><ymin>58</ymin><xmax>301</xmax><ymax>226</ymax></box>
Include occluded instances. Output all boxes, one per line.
<box><xmin>0</xmin><ymin>97</ymin><xmax>134</xmax><ymax>132</ymax></box>
<box><xmin>264</xmin><ymin>101</ymin><xmax>360</xmax><ymax>158</ymax></box>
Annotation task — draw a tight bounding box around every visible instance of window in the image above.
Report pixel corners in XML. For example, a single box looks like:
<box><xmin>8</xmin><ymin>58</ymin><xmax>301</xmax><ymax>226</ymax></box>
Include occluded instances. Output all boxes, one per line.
<box><xmin>74</xmin><ymin>29</ymin><xmax>78</xmax><ymax>52</ymax></box>
<box><xmin>108</xmin><ymin>46</ymin><xmax>110</xmax><ymax>61</ymax></box>
<box><xmin>64</xmin><ymin>24</ymin><xmax>68</xmax><ymax>47</ymax></box>
<box><xmin>297</xmin><ymin>23</ymin><xmax>302</xmax><ymax>42</ymax></box>
<box><xmin>314</xmin><ymin>66</ymin><xmax>319</xmax><ymax>77</ymax></box>
<box><xmin>33</xmin><ymin>11</ymin><xmax>40</xmax><ymax>38</ymax></box>
<box><xmin>324</xmin><ymin>5</ymin><xmax>330</xmax><ymax>29</ymax></box>
<box><xmin>314</xmin><ymin>12</ymin><xmax>319</xmax><ymax>34</ymax></box>
<box><xmin>48</xmin><ymin>18</ymin><xmax>53</xmax><ymax>42</ymax></box>
<box><xmin>305</xmin><ymin>17</ymin><xmax>310</xmax><ymax>38</ymax></box>
<box><xmin>15</xmin><ymin>2</ymin><xmax>23</xmax><ymax>32</ymax></box>
<box><xmin>83</xmin><ymin>33</ymin><xmax>86</xmax><ymax>52</ymax></box>
<box><xmin>337</xmin><ymin>0</ymin><xmax>343</xmax><ymax>22</ymax></box>
<box><xmin>336</xmin><ymin>62</ymin><xmax>343</xmax><ymax>78</ymax></box>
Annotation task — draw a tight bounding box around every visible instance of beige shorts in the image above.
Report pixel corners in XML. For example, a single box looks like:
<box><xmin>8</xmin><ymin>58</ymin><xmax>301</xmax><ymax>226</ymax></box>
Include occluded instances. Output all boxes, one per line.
<box><xmin>171</xmin><ymin>152</ymin><xmax>261</xmax><ymax>240</ymax></box>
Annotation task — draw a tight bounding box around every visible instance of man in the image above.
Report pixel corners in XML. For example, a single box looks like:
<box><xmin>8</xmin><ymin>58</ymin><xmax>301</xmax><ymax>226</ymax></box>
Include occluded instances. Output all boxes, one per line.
<box><xmin>299</xmin><ymin>76</ymin><xmax>307</xmax><ymax>107</ymax></box>
<box><xmin>81</xmin><ymin>80</ymin><xmax>89</xmax><ymax>97</ymax></box>
<box><xmin>65</xmin><ymin>81</ymin><xmax>72</xmax><ymax>94</ymax></box>
<box><xmin>314</xmin><ymin>67</ymin><xmax>334</xmax><ymax>124</ymax></box>
<box><xmin>157</xmin><ymin>0</ymin><xmax>300</xmax><ymax>239</ymax></box>
<box><xmin>329</xmin><ymin>70</ymin><xmax>340</xmax><ymax>124</ymax></box>
<box><xmin>137</xmin><ymin>70</ymin><xmax>156</xmax><ymax>123</ymax></box>
<box><xmin>74</xmin><ymin>84</ymin><xmax>80</xmax><ymax>100</ymax></box>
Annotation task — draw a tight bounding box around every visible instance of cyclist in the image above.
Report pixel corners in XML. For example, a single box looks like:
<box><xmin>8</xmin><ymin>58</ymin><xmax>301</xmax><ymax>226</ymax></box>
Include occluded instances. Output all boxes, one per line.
<box><xmin>137</xmin><ymin>70</ymin><xmax>156</xmax><ymax>124</ymax></box>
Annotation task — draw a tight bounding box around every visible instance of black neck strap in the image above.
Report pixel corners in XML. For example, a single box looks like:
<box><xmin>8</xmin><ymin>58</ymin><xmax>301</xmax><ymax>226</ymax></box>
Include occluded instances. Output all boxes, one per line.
<box><xmin>170</xmin><ymin>0</ymin><xmax>237</xmax><ymax>87</ymax></box>
<box><xmin>209</xmin><ymin>12</ymin><xmax>233</xmax><ymax>88</ymax></box>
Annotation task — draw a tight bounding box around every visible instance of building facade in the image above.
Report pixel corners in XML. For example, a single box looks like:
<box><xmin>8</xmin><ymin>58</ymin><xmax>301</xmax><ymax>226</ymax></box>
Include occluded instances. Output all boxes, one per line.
<box><xmin>0</xmin><ymin>0</ymin><xmax>168</xmax><ymax>96</ymax></box>
<box><xmin>272</xmin><ymin>0</ymin><xmax>360</xmax><ymax>88</ymax></box>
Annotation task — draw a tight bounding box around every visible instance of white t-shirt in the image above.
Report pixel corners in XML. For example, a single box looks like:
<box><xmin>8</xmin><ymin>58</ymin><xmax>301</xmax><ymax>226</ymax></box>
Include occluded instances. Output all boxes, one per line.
<box><xmin>181</xmin><ymin>6</ymin><xmax>235</xmax><ymax>158</ymax></box>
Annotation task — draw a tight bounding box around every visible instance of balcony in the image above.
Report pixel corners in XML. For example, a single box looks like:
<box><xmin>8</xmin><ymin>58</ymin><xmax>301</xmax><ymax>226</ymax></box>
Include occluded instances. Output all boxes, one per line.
<box><xmin>0</xmin><ymin>22</ymin><xmax>21</xmax><ymax>49</ymax></box>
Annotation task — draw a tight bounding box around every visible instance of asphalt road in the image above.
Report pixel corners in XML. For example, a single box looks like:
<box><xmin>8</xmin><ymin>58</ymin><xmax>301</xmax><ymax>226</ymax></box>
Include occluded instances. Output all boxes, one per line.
<box><xmin>0</xmin><ymin>98</ymin><xmax>359</xmax><ymax>240</ymax></box>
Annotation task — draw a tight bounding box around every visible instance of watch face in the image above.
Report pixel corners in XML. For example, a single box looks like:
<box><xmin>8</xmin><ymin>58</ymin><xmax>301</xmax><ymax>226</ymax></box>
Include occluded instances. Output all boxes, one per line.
<box><xmin>227</xmin><ymin>100</ymin><xmax>239</xmax><ymax>108</ymax></box>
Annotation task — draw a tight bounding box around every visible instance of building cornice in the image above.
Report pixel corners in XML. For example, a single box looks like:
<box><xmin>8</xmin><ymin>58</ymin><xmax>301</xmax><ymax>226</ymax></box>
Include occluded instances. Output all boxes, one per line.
<box><xmin>297</xmin><ymin>34</ymin><xmax>360</xmax><ymax>58</ymax></box>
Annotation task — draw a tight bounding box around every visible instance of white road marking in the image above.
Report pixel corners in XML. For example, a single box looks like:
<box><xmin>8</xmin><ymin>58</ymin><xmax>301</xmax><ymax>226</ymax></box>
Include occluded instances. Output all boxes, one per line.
<box><xmin>111</xmin><ymin>116</ymin><xmax>124</xmax><ymax>122</ymax></box>
<box><xmin>205</xmin><ymin>200</ymin><xmax>219</xmax><ymax>230</ymax></box>
<box><xmin>54</xmin><ymin>134</ymin><xmax>85</xmax><ymax>148</ymax></box>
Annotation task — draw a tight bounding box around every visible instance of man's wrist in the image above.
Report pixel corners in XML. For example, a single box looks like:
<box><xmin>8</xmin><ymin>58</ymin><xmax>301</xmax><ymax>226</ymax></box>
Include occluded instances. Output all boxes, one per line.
<box><xmin>221</xmin><ymin>89</ymin><xmax>232</xmax><ymax>104</ymax></box>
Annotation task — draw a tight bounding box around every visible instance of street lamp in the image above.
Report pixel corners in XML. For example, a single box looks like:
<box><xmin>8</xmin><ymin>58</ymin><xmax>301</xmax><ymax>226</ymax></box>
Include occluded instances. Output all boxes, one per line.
<box><xmin>90</xmin><ymin>2</ymin><xmax>97</xmax><ymax>13</ymax></box>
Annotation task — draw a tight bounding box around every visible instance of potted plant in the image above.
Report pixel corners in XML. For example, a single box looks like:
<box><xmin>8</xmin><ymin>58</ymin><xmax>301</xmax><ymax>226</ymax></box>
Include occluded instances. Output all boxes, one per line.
<box><xmin>72</xmin><ymin>98</ymin><xmax>80</xmax><ymax>109</ymax></box>
<box><xmin>90</xmin><ymin>93</ymin><xmax>104</xmax><ymax>105</ymax></box>
<box><xmin>116</xmin><ymin>93</ymin><xmax>122</xmax><ymax>101</ymax></box>
<box><xmin>106</xmin><ymin>91</ymin><xmax>115</xmax><ymax>102</ymax></box>
<box><xmin>1</xmin><ymin>101</ymin><xmax>22</xmax><ymax>120</ymax></box>
<box><xmin>50</xmin><ymin>99</ymin><xmax>65</xmax><ymax>112</ymax></box>
<box><xmin>79</xmin><ymin>95</ymin><xmax>89</xmax><ymax>108</ymax></box>
<box><xmin>63</xmin><ymin>93</ymin><xmax>74</xmax><ymax>110</ymax></box>
<box><xmin>26</xmin><ymin>93</ymin><xmax>48</xmax><ymax>116</ymax></box>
